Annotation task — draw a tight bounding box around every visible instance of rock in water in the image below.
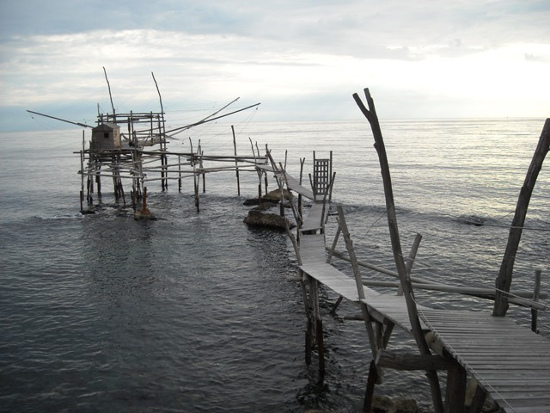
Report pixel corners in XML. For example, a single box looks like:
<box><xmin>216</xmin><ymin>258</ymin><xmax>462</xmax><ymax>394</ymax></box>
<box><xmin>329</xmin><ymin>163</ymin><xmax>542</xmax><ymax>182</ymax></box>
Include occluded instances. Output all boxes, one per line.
<box><xmin>261</xmin><ymin>188</ymin><xmax>291</xmax><ymax>202</ymax></box>
<box><xmin>243</xmin><ymin>210</ymin><xmax>293</xmax><ymax>230</ymax></box>
<box><xmin>134</xmin><ymin>207</ymin><xmax>156</xmax><ymax>220</ymax></box>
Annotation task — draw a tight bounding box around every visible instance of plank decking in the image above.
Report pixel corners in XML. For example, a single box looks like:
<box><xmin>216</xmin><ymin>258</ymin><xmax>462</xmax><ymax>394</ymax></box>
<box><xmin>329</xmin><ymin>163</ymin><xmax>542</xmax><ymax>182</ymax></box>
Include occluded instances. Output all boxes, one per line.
<box><xmin>296</xmin><ymin>199</ymin><xmax>550</xmax><ymax>412</ymax></box>
<box><xmin>420</xmin><ymin>309</ymin><xmax>550</xmax><ymax>412</ymax></box>
<box><xmin>300</xmin><ymin>202</ymin><xmax>330</xmax><ymax>233</ymax></box>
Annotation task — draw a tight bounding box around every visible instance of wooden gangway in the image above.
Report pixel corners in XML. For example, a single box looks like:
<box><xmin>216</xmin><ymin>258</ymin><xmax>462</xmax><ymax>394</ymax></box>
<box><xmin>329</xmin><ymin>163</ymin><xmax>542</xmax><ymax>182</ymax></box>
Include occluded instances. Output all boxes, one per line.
<box><xmin>256</xmin><ymin>164</ymin><xmax>315</xmax><ymax>200</ymax></box>
<box><xmin>267</xmin><ymin>111</ymin><xmax>550</xmax><ymax>411</ymax></box>
<box><xmin>297</xmin><ymin>199</ymin><xmax>550</xmax><ymax>412</ymax></box>
<box><xmin>420</xmin><ymin>309</ymin><xmax>550</xmax><ymax>412</ymax></box>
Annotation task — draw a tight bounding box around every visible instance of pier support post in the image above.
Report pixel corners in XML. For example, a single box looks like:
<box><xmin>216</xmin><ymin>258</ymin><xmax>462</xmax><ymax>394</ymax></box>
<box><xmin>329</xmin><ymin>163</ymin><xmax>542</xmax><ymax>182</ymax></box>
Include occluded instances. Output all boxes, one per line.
<box><xmin>232</xmin><ymin>126</ymin><xmax>241</xmax><ymax>196</ymax></box>
<box><xmin>194</xmin><ymin>172</ymin><xmax>200</xmax><ymax>212</ymax></box>
<box><xmin>311</xmin><ymin>279</ymin><xmax>326</xmax><ymax>377</ymax></box>
<box><xmin>494</xmin><ymin>119</ymin><xmax>550</xmax><ymax>316</ymax></box>
<box><xmin>444</xmin><ymin>362</ymin><xmax>467</xmax><ymax>412</ymax></box>
<box><xmin>532</xmin><ymin>269</ymin><xmax>542</xmax><ymax>333</ymax></box>
<box><xmin>354</xmin><ymin>88</ymin><xmax>444</xmax><ymax>413</ymax></box>
<box><xmin>316</xmin><ymin>317</ymin><xmax>325</xmax><ymax>377</ymax></box>
<box><xmin>468</xmin><ymin>383</ymin><xmax>488</xmax><ymax>413</ymax></box>
<box><xmin>305</xmin><ymin>316</ymin><xmax>313</xmax><ymax>365</ymax></box>
<box><xmin>363</xmin><ymin>360</ymin><xmax>378</xmax><ymax>413</ymax></box>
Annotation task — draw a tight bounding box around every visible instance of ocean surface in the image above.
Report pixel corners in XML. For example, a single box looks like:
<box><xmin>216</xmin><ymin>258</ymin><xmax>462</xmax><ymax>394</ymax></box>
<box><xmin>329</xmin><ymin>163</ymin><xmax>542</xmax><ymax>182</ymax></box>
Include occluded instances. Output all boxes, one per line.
<box><xmin>1</xmin><ymin>117</ymin><xmax>549</xmax><ymax>412</ymax></box>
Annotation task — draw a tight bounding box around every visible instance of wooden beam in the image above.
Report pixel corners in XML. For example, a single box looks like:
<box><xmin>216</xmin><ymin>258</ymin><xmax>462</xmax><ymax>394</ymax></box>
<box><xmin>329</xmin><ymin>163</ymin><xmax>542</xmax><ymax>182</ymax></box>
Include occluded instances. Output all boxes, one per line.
<box><xmin>494</xmin><ymin>118</ymin><xmax>550</xmax><ymax>316</ymax></box>
<box><xmin>353</xmin><ymin>88</ymin><xmax>444</xmax><ymax>413</ymax></box>
<box><xmin>377</xmin><ymin>351</ymin><xmax>452</xmax><ymax>371</ymax></box>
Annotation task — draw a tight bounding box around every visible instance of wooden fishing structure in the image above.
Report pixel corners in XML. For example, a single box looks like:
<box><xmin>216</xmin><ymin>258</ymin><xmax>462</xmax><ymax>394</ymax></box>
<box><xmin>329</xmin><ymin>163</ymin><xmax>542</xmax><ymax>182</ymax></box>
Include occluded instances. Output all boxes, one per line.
<box><xmin>28</xmin><ymin>70</ymin><xmax>267</xmax><ymax>217</ymax></box>
<box><xmin>267</xmin><ymin>90</ymin><xmax>550</xmax><ymax>412</ymax></box>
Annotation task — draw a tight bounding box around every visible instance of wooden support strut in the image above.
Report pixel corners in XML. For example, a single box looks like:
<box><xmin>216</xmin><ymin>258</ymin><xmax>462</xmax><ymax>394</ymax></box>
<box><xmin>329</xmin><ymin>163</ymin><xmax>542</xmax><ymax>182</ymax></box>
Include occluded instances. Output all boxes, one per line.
<box><xmin>493</xmin><ymin>118</ymin><xmax>550</xmax><ymax>316</ymax></box>
<box><xmin>266</xmin><ymin>152</ymin><xmax>318</xmax><ymax>371</ymax></box>
<box><xmin>353</xmin><ymin>88</ymin><xmax>445</xmax><ymax>413</ymax></box>
<box><xmin>231</xmin><ymin>125</ymin><xmax>241</xmax><ymax>196</ymax></box>
<box><xmin>532</xmin><ymin>269</ymin><xmax>542</xmax><ymax>333</ymax></box>
<box><xmin>336</xmin><ymin>206</ymin><xmax>378</xmax><ymax>359</ymax></box>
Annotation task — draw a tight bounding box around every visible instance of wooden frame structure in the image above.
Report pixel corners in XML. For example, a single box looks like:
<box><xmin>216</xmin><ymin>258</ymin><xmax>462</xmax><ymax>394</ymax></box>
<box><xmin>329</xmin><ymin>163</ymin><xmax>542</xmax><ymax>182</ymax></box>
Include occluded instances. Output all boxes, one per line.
<box><xmin>29</xmin><ymin>70</ymin><xmax>266</xmax><ymax>217</ymax></box>
<box><xmin>269</xmin><ymin>91</ymin><xmax>550</xmax><ymax>412</ymax></box>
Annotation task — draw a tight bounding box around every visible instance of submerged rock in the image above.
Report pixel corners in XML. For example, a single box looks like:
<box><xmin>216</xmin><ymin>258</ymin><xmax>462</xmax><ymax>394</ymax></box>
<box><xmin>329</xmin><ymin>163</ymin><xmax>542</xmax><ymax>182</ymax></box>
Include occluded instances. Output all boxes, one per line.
<box><xmin>394</xmin><ymin>397</ymin><xmax>418</xmax><ymax>413</ymax></box>
<box><xmin>134</xmin><ymin>207</ymin><xmax>156</xmax><ymax>220</ymax></box>
<box><xmin>371</xmin><ymin>395</ymin><xmax>418</xmax><ymax>413</ymax></box>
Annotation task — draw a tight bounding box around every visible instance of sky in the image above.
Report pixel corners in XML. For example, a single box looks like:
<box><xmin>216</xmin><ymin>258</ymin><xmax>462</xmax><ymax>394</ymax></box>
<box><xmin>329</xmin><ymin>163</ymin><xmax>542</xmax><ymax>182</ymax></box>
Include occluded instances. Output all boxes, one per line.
<box><xmin>1</xmin><ymin>0</ymin><xmax>549</xmax><ymax>131</ymax></box>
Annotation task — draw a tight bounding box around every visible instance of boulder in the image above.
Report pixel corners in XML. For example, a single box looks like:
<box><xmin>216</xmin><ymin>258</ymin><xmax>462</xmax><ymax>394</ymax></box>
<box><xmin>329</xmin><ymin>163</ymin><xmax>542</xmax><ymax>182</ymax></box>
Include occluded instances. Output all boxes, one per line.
<box><xmin>134</xmin><ymin>207</ymin><xmax>156</xmax><ymax>220</ymax></box>
<box><xmin>243</xmin><ymin>209</ymin><xmax>294</xmax><ymax>230</ymax></box>
<box><xmin>394</xmin><ymin>397</ymin><xmax>418</xmax><ymax>413</ymax></box>
<box><xmin>371</xmin><ymin>395</ymin><xmax>418</xmax><ymax>413</ymax></box>
<box><xmin>254</xmin><ymin>201</ymin><xmax>279</xmax><ymax>211</ymax></box>
<box><xmin>372</xmin><ymin>395</ymin><xmax>395</xmax><ymax>412</ymax></box>
<box><xmin>261</xmin><ymin>188</ymin><xmax>292</xmax><ymax>202</ymax></box>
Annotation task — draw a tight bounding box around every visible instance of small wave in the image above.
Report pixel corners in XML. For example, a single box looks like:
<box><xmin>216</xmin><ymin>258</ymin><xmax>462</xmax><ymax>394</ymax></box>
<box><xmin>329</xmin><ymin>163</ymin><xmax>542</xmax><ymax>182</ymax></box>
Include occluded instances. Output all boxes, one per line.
<box><xmin>456</xmin><ymin>214</ymin><xmax>486</xmax><ymax>226</ymax></box>
<box><xmin>34</xmin><ymin>213</ymin><xmax>85</xmax><ymax>221</ymax></box>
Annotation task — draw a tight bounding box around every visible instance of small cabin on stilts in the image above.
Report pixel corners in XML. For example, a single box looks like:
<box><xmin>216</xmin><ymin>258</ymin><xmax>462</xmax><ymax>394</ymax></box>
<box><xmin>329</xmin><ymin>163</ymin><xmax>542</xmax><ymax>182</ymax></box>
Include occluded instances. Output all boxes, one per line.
<box><xmin>91</xmin><ymin>123</ymin><xmax>122</xmax><ymax>151</ymax></box>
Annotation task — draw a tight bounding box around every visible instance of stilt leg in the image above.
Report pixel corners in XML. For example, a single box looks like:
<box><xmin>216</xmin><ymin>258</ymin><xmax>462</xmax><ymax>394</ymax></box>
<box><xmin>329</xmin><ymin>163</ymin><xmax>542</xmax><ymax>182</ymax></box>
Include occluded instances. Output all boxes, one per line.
<box><xmin>305</xmin><ymin>318</ymin><xmax>313</xmax><ymax>365</ymax></box>
<box><xmin>363</xmin><ymin>359</ymin><xmax>378</xmax><ymax>413</ymax></box>
<box><xmin>316</xmin><ymin>318</ymin><xmax>325</xmax><ymax>377</ymax></box>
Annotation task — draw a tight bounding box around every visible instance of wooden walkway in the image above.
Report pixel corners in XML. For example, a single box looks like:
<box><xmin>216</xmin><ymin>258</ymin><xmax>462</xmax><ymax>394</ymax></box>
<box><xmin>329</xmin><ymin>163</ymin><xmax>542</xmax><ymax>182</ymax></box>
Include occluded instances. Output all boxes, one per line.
<box><xmin>299</xmin><ymin>234</ymin><xmax>425</xmax><ymax>333</ymax></box>
<box><xmin>296</xmin><ymin>199</ymin><xmax>550</xmax><ymax>412</ymax></box>
<box><xmin>420</xmin><ymin>309</ymin><xmax>550</xmax><ymax>412</ymax></box>
<box><xmin>256</xmin><ymin>164</ymin><xmax>315</xmax><ymax>199</ymax></box>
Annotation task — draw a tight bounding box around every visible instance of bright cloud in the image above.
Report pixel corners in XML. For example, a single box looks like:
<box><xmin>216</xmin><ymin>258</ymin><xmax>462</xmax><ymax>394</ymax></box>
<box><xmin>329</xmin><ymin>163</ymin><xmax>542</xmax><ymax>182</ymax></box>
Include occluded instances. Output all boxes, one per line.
<box><xmin>0</xmin><ymin>0</ymin><xmax>549</xmax><ymax>131</ymax></box>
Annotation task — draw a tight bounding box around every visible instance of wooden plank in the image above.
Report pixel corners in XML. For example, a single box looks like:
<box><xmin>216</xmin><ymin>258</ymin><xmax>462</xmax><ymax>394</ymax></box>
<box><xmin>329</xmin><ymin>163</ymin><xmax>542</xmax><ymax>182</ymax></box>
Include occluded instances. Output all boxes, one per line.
<box><xmin>494</xmin><ymin>396</ymin><xmax>550</xmax><ymax>406</ymax></box>
<box><xmin>465</xmin><ymin>364</ymin><xmax>550</xmax><ymax>370</ymax></box>
<box><xmin>299</xmin><ymin>262</ymin><xmax>360</xmax><ymax>302</ymax></box>
<box><xmin>488</xmin><ymin>384</ymin><xmax>550</xmax><ymax>391</ymax></box>
<box><xmin>299</xmin><ymin>234</ymin><xmax>327</xmax><ymax>264</ymax></box>
<box><xmin>301</xmin><ymin>202</ymin><xmax>328</xmax><ymax>233</ymax></box>
<box><xmin>506</xmin><ymin>408</ymin><xmax>550</xmax><ymax>413</ymax></box>
<box><xmin>417</xmin><ymin>307</ymin><xmax>550</xmax><ymax>411</ymax></box>
<box><xmin>296</xmin><ymin>219</ymin><xmax>550</xmax><ymax>411</ymax></box>
<box><xmin>281</xmin><ymin>171</ymin><xmax>315</xmax><ymax>199</ymax></box>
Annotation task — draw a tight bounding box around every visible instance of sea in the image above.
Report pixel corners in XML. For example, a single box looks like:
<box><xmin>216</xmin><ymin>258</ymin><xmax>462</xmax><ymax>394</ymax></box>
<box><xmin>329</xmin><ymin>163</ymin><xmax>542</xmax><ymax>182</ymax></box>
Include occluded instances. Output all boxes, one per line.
<box><xmin>1</xmin><ymin>117</ymin><xmax>549</xmax><ymax>413</ymax></box>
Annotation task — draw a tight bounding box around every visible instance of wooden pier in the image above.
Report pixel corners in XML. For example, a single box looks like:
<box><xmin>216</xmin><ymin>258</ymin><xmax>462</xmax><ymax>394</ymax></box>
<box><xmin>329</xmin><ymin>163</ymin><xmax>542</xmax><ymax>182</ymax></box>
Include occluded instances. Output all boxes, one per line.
<box><xmin>29</xmin><ymin>70</ymin><xmax>266</xmax><ymax>217</ymax></box>
<box><xmin>29</xmin><ymin>74</ymin><xmax>550</xmax><ymax>411</ymax></box>
<box><xmin>268</xmin><ymin>92</ymin><xmax>550</xmax><ymax>412</ymax></box>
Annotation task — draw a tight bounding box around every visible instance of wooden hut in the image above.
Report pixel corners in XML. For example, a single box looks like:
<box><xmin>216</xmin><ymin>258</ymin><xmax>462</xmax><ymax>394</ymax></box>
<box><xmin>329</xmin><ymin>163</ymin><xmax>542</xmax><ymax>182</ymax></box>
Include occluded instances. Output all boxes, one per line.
<box><xmin>91</xmin><ymin>123</ymin><xmax>121</xmax><ymax>151</ymax></box>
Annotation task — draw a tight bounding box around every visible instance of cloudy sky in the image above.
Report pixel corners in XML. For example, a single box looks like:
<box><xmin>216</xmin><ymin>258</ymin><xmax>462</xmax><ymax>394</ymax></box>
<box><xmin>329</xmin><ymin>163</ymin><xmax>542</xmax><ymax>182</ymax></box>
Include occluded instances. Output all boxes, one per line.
<box><xmin>1</xmin><ymin>0</ymin><xmax>549</xmax><ymax>131</ymax></box>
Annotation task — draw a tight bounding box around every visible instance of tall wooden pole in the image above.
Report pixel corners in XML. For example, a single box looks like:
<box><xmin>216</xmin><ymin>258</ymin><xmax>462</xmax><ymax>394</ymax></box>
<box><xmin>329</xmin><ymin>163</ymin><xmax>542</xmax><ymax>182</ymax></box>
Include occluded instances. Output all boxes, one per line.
<box><xmin>80</xmin><ymin>131</ymin><xmax>85</xmax><ymax>213</ymax></box>
<box><xmin>532</xmin><ymin>270</ymin><xmax>542</xmax><ymax>333</ymax></box>
<box><xmin>103</xmin><ymin>66</ymin><xmax>115</xmax><ymax>115</ymax></box>
<box><xmin>493</xmin><ymin>119</ymin><xmax>550</xmax><ymax>316</ymax></box>
<box><xmin>232</xmin><ymin>125</ymin><xmax>241</xmax><ymax>196</ymax></box>
<box><xmin>353</xmin><ymin>88</ymin><xmax>444</xmax><ymax>413</ymax></box>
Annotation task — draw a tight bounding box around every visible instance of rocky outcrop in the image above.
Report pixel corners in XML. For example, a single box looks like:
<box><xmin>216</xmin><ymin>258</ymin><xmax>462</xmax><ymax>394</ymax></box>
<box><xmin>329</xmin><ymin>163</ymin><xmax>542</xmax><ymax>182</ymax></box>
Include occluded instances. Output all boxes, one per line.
<box><xmin>243</xmin><ymin>209</ymin><xmax>294</xmax><ymax>230</ymax></box>
<box><xmin>134</xmin><ymin>207</ymin><xmax>156</xmax><ymax>220</ymax></box>
<box><xmin>261</xmin><ymin>188</ymin><xmax>291</xmax><ymax>202</ymax></box>
<box><xmin>243</xmin><ymin>189</ymin><xmax>292</xmax><ymax>206</ymax></box>
<box><xmin>243</xmin><ymin>188</ymin><xmax>295</xmax><ymax>230</ymax></box>
<box><xmin>371</xmin><ymin>395</ymin><xmax>418</xmax><ymax>413</ymax></box>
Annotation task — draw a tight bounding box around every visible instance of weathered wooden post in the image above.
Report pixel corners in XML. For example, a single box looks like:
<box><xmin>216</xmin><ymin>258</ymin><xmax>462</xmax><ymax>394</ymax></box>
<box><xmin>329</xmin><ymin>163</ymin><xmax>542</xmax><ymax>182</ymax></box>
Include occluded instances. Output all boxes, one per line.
<box><xmin>532</xmin><ymin>270</ymin><xmax>542</xmax><ymax>333</ymax></box>
<box><xmin>178</xmin><ymin>155</ymin><xmax>182</xmax><ymax>192</ymax></box>
<box><xmin>250</xmin><ymin>137</ymin><xmax>262</xmax><ymax>204</ymax></box>
<box><xmin>231</xmin><ymin>125</ymin><xmax>241</xmax><ymax>196</ymax></box>
<box><xmin>353</xmin><ymin>88</ymin><xmax>445</xmax><ymax>413</ymax></box>
<box><xmin>493</xmin><ymin>119</ymin><xmax>550</xmax><ymax>316</ymax></box>
<box><xmin>80</xmin><ymin>131</ymin><xmax>85</xmax><ymax>213</ymax></box>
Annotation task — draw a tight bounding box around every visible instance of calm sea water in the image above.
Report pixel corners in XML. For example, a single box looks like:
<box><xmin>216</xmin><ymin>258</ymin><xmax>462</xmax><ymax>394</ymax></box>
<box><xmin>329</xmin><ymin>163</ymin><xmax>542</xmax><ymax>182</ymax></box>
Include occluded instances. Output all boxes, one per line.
<box><xmin>1</xmin><ymin>118</ymin><xmax>549</xmax><ymax>412</ymax></box>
